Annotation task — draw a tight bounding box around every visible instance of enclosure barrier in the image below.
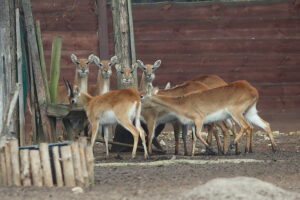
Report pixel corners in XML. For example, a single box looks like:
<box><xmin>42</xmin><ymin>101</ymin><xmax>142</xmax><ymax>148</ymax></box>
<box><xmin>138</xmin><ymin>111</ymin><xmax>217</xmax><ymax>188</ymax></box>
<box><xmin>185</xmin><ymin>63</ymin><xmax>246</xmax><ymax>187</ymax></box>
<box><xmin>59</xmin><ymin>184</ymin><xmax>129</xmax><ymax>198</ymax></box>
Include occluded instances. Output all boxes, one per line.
<box><xmin>0</xmin><ymin>137</ymin><xmax>94</xmax><ymax>187</ymax></box>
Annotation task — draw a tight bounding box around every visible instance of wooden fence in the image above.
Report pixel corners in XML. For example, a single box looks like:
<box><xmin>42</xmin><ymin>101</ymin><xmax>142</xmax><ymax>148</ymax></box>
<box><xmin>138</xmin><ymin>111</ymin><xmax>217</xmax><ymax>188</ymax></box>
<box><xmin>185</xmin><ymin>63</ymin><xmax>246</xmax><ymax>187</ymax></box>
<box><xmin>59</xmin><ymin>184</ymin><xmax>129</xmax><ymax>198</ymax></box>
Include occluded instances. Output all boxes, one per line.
<box><xmin>0</xmin><ymin>138</ymin><xmax>94</xmax><ymax>187</ymax></box>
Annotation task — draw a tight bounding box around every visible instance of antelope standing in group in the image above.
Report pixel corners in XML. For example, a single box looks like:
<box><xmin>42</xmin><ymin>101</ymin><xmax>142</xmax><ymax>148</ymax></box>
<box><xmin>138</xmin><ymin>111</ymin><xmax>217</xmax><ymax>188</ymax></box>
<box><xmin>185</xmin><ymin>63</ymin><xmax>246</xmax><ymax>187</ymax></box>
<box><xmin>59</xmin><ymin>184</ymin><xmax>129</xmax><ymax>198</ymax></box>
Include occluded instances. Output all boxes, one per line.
<box><xmin>142</xmin><ymin>80</ymin><xmax>278</xmax><ymax>155</ymax></box>
<box><xmin>65</xmin><ymin>81</ymin><xmax>149</xmax><ymax>159</ymax></box>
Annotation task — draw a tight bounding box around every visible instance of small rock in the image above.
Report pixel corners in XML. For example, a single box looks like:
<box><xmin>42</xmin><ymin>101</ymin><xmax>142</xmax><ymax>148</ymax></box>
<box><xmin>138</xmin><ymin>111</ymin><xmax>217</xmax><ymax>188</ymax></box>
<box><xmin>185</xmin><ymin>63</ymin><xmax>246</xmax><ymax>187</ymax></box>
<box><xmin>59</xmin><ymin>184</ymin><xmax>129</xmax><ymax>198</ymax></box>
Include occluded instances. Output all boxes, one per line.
<box><xmin>159</xmin><ymin>140</ymin><xmax>166</xmax><ymax>146</ymax></box>
<box><xmin>72</xmin><ymin>187</ymin><xmax>84</xmax><ymax>194</ymax></box>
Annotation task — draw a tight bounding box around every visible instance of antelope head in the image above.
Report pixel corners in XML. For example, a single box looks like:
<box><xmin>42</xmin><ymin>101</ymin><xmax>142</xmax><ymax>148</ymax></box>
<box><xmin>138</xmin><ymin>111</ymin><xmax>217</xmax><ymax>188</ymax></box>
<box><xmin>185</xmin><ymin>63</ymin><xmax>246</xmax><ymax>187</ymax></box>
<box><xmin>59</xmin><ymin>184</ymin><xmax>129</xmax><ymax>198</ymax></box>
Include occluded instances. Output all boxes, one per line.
<box><xmin>64</xmin><ymin>78</ymin><xmax>80</xmax><ymax>105</ymax></box>
<box><xmin>137</xmin><ymin>59</ymin><xmax>161</xmax><ymax>83</ymax></box>
<box><xmin>93</xmin><ymin>55</ymin><xmax>118</xmax><ymax>79</ymax></box>
<box><xmin>71</xmin><ymin>54</ymin><xmax>94</xmax><ymax>78</ymax></box>
<box><xmin>115</xmin><ymin>62</ymin><xmax>137</xmax><ymax>86</ymax></box>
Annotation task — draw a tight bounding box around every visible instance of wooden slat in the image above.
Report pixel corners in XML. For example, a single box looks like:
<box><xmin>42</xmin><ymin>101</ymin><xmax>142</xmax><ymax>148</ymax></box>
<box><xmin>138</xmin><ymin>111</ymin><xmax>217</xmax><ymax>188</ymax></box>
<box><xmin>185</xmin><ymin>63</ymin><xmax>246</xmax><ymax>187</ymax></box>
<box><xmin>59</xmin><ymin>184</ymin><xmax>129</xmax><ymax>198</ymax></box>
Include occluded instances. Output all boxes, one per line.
<box><xmin>0</xmin><ymin>148</ymin><xmax>7</xmax><ymax>185</ymax></box>
<box><xmin>71</xmin><ymin>142</ymin><xmax>84</xmax><ymax>186</ymax></box>
<box><xmin>52</xmin><ymin>146</ymin><xmax>64</xmax><ymax>187</ymax></box>
<box><xmin>39</xmin><ymin>143</ymin><xmax>53</xmax><ymax>186</ymax></box>
<box><xmin>10</xmin><ymin>140</ymin><xmax>21</xmax><ymax>186</ymax></box>
<box><xmin>30</xmin><ymin>150</ymin><xmax>43</xmax><ymax>186</ymax></box>
<box><xmin>60</xmin><ymin>145</ymin><xmax>76</xmax><ymax>187</ymax></box>
<box><xmin>20</xmin><ymin>149</ymin><xmax>31</xmax><ymax>186</ymax></box>
<box><xmin>5</xmin><ymin>142</ymin><xmax>12</xmax><ymax>186</ymax></box>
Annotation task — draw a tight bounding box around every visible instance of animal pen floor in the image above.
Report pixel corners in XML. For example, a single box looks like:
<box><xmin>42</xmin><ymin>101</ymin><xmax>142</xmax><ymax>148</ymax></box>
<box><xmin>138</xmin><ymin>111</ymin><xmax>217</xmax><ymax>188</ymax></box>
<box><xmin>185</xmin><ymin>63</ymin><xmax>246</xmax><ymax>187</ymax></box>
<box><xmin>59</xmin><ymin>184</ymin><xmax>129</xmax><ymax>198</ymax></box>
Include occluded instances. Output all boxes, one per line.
<box><xmin>1</xmin><ymin>129</ymin><xmax>300</xmax><ymax>200</ymax></box>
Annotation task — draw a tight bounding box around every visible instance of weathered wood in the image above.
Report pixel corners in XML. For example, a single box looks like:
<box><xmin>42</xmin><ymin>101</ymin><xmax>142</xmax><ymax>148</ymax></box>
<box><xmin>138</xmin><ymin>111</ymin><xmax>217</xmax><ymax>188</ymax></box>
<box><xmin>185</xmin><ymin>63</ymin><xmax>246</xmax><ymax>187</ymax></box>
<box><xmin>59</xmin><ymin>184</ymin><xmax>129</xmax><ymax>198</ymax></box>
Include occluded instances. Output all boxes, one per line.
<box><xmin>0</xmin><ymin>148</ymin><xmax>7</xmax><ymax>185</ymax></box>
<box><xmin>29</xmin><ymin>150</ymin><xmax>43</xmax><ymax>186</ymax></box>
<box><xmin>85</xmin><ymin>145</ymin><xmax>94</xmax><ymax>185</ymax></box>
<box><xmin>22</xmin><ymin>0</ymin><xmax>53</xmax><ymax>142</ymax></box>
<box><xmin>5</xmin><ymin>142</ymin><xmax>12</xmax><ymax>186</ymax></box>
<box><xmin>78</xmin><ymin>143</ymin><xmax>89</xmax><ymax>186</ymax></box>
<box><xmin>97</xmin><ymin>0</ymin><xmax>109</xmax><ymax>59</ymax></box>
<box><xmin>20</xmin><ymin>149</ymin><xmax>31</xmax><ymax>186</ymax></box>
<box><xmin>39</xmin><ymin>143</ymin><xmax>53</xmax><ymax>186</ymax></box>
<box><xmin>52</xmin><ymin>146</ymin><xmax>64</xmax><ymax>187</ymax></box>
<box><xmin>78</xmin><ymin>137</ymin><xmax>88</xmax><ymax>146</ymax></box>
<box><xmin>10</xmin><ymin>140</ymin><xmax>21</xmax><ymax>186</ymax></box>
<box><xmin>60</xmin><ymin>145</ymin><xmax>76</xmax><ymax>187</ymax></box>
<box><xmin>71</xmin><ymin>142</ymin><xmax>84</xmax><ymax>186</ymax></box>
<box><xmin>46</xmin><ymin>104</ymin><xmax>72</xmax><ymax>118</ymax></box>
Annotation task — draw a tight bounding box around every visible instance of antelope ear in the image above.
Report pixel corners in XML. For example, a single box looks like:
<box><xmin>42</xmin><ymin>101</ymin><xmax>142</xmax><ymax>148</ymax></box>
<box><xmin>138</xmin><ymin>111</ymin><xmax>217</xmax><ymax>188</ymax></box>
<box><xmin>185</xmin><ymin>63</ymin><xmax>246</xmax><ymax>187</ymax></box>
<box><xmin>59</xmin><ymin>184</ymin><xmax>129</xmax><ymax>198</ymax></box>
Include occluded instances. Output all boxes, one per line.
<box><xmin>110</xmin><ymin>55</ymin><xmax>118</xmax><ymax>64</ymax></box>
<box><xmin>164</xmin><ymin>82</ymin><xmax>171</xmax><ymax>89</ymax></box>
<box><xmin>87</xmin><ymin>54</ymin><xmax>95</xmax><ymax>64</ymax></box>
<box><xmin>70</xmin><ymin>54</ymin><xmax>79</xmax><ymax>64</ymax></box>
<box><xmin>115</xmin><ymin>64</ymin><xmax>122</xmax><ymax>72</ymax></box>
<box><xmin>136</xmin><ymin>60</ymin><xmax>146</xmax><ymax>71</ymax></box>
<box><xmin>152</xmin><ymin>60</ymin><xmax>161</xmax><ymax>71</ymax></box>
<box><xmin>92</xmin><ymin>55</ymin><xmax>103</xmax><ymax>67</ymax></box>
<box><xmin>132</xmin><ymin>62</ymin><xmax>138</xmax><ymax>70</ymax></box>
<box><xmin>152</xmin><ymin>87</ymin><xmax>159</xmax><ymax>95</ymax></box>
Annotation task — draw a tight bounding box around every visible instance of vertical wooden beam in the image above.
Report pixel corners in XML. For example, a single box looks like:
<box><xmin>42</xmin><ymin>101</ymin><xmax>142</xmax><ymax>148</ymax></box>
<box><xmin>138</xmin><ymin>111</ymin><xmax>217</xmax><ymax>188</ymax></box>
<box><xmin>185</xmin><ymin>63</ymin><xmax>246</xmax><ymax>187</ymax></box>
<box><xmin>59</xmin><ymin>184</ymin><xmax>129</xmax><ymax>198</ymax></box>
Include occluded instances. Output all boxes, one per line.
<box><xmin>0</xmin><ymin>148</ymin><xmax>7</xmax><ymax>185</ymax></box>
<box><xmin>71</xmin><ymin>142</ymin><xmax>84</xmax><ymax>186</ymax></box>
<box><xmin>97</xmin><ymin>0</ymin><xmax>109</xmax><ymax>60</ymax></box>
<box><xmin>5</xmin><ymin>142</ymin><xmax>12</xmax><ymax>186</ymax></box>
<box><xmin>30</xmin><ymin>150</ymin><xmax>43</xmax><ymax>186</ymax></box>
<box><xmin>85</xmin><ymin>145</ymin><xmax>94</xmax><ymax>185</ymax></box>
<box><xmin>52</xmin><ymin>146</ymin><xmax>64</xmax><ymax>187</ymax></box>
<box><xmin>39</xmin><ymin>143</ymin><xmax>53</xmax><ymax>186</ymax></box>
<box><xmin>20</xmin><ymin>149</ymin><xmax>31</xmax><ymax>186</ymax></box>
<box><xmin>61</xmin><ymin>145</ymin><xmax>76</xmax><ymax>187</ymax></box>
<box><xmin>10</xmin><ymin>139</ymin><xmax>21</xmax><ymax>186</ymax></box>
<box><xmin>22</xmin><ymin>0</ymin><xmax>53</xmax><ymax>142</ymax></box>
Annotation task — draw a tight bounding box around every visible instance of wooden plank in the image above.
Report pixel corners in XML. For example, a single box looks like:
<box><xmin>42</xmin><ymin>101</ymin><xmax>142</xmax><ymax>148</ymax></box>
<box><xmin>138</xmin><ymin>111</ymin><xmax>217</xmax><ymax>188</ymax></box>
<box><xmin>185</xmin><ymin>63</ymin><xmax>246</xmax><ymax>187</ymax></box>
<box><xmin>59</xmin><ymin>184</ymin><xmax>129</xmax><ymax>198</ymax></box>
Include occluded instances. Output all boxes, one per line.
<box><xmin>10</xmin><ymin>140</ymin><xmax>21</xmax><ymax>186</ymax></box>
<box><xmin>20</xmin><ymin>149</ymin><xmax>31</xmax><ymax>186</ymax></box>
<box><xmin>31</xmin><ymin>0</ymin><xmax>93</xmax><ymax>12</ymax></box>
<box><xmin>29</xmin><ymin>150</ymin><xmax>43</xmax><ymax>186</ymax></box>
<box><xmin>71</xmin><ymin>142</ymin><xmax>84</xmax><ymax>186</ymax></box>
<box><xmin>97</xmin><ymin>0</ymin><xmax>109</xmax><ymax>59</ymax></box>
<box><xmin>5</xmin><ymin>142</ymin><xmax>12</xmax><ymax>186</ymax></box>
<box><xmin>0</xmin><ymin>148</ymin><xmax>7</xmax><ymax>185</ymax></box>
<box><xmin>22</xmin><ymin>0</ymin><xmax>54</xmax><ymax>142</ymax></box>
<box><xmin>39</xmin><ymin>143</ymin><xmax>53</xmax><ymax>186</ymax></box>
<box><xmin>52</xmin><ymin>146</ymin><xmax>63</xmax><ymax>187</ymax></box>
<box><xmin>60</xmin><ymin>145</ymin><xmax>76</xmax><ymax>187</ymax></box>
<box><xmin>78</xmin><ymin>143</ymin><xmax>89</xmax><ymax>186</ymax></box>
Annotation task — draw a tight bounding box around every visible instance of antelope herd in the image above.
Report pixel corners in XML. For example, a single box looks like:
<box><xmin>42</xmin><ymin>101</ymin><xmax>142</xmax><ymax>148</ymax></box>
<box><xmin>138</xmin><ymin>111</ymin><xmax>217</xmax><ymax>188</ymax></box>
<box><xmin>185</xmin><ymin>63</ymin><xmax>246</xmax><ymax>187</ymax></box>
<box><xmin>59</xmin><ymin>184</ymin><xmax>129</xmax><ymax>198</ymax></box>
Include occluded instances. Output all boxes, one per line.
<box><xmin>61</xmin><ymin>54</ymin><xmax>278</xmax><ymax>159</ymax></box>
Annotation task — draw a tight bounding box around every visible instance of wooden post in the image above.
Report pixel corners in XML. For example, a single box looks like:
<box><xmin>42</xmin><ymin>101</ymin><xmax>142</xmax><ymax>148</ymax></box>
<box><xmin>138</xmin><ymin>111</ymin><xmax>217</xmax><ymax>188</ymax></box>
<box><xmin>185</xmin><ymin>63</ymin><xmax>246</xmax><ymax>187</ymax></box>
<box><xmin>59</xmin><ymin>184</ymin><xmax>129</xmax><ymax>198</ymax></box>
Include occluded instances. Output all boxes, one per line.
<box><xmin>29</xmin><ymin>150</ymin><xmax>43</xmax><ymax>186</ymax></box>
<box><xmin>79</xmin><ymin>143</ymin><xmax>89</xmax><ymax>186</ymax></box>
<box><xmin>5</xmin><ymin>142</ymin><xmax>12</xmax><ymax>186</ymax></box>
<box><xmin>60</xmin><ymin>145</ymin><xmax>76</xmax><ymax>187</ymax></box>
<box><xmin>97</xmin><ymin>0</ymin><xmax>109</xmax><ymax>60</ymax></box>
<box><xmin>112</xmin><ymin>0</ymin><xmax>137</xmax><ymax>89</ymax></box>
<box><xmin>52</xmin><ymin>146</ymin><xmax>63</xmax><ymax>187</ymax></box>
<box><xmin>10</xmin><ymin>139</ymin><xmax>21</xmax><ymax>186</ymax></box>
<box><xmin>85</xmin><ymin>145</ymin><xmax>94</xmax><ymax>185</ymax></box>
<box><xmin>20</xmin><ymin>149</ymin><xmax>31</xmax><ymax>186</ymax></box>
<box><xmin>39</xmin><ymin>143</ymin><xmax>53</xmax><ymax>186</ymax></box>
<box><xmin>71</xmin><ymin>142</ymin><xmax>84</xmax><ymax>186</ymax></box>
<box><xmin>22</xmin><ymin>0</ymin><xmax>53</xmax><ymax>142</ymax></box>
<box><xmin>0</xmin><ymin>148</ymin><xmax>7</xmax><ymax>185</ymax></box>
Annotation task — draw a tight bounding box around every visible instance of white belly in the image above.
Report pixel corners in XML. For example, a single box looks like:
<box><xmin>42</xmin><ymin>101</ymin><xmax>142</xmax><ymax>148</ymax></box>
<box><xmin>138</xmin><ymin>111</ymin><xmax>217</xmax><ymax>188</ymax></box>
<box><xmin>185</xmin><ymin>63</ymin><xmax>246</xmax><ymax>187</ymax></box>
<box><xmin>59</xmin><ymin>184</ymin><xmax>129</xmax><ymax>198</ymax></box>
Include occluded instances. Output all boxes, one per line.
<box><xmin>157</xmin><ymin>112</ymin><xmax>177</xmax><ymax>124</ymax></box>
<box><xmin>98</xmin><ymin>110</ymin><xmax>118</xmax><ymax>125</ymax></box>
<box><xmin>203</xmin><ymin>109</ymin><xmax>230</xmax><ymax>124</ymax></box>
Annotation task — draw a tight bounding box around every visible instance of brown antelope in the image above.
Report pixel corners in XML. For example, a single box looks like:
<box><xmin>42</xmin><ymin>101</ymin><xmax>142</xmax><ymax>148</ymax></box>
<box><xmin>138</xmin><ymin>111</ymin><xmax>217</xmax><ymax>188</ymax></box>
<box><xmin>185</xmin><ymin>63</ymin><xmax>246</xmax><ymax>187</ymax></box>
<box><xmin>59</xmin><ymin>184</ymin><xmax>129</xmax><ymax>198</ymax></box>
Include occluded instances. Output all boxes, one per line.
<box><xmin>88</xmin><ymin>55</ymin><xmax>118</xmax><ymax>157</ymax></box>
<box><xmin>142</xmin><ymin>80</ymin><xmax>278</xmax><ymax>155</ymax></box>
<box><xmin>89</xmin><ymin>55</ymin><xmax>118</xmax><ymax>96</ymax></box>
<box><xmin>65</xmin><ymin>81</ymin><xmax>149</xmax><ymax>159</ymax></box>
<box><xmin>115</xmin><ymin>62</ymin><xmax>138</xmax><ymax>88</ymax></box>
<box><xmin>137</xmin><ymin>59</ymin><xmax>161</xmax><ymax>92</ymax></box>
<box><xmin>57</xmin><ymin>54</ymin><xmax>94</xmax><ymax>104</ymax></box>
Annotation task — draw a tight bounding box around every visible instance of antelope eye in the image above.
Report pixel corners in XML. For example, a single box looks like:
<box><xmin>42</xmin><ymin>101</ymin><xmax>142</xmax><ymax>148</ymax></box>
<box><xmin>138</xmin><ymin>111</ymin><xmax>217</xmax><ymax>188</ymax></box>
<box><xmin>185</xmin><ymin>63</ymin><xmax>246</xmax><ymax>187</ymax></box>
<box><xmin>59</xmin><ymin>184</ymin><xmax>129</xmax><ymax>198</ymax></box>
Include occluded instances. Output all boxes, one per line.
<box><xmin>75</xmin><ymin>61</ymin><xmax>80</xmax><ymax>65</ymax></box>
<box><xmin>120</xmin><ymin>71</ymin><xmax>124</xmax><ymax>74</ymax></box>
<box><xmin>108</xmin><ymin>63</ymin><xmax>112</xmax><ymax>67</ymax></box>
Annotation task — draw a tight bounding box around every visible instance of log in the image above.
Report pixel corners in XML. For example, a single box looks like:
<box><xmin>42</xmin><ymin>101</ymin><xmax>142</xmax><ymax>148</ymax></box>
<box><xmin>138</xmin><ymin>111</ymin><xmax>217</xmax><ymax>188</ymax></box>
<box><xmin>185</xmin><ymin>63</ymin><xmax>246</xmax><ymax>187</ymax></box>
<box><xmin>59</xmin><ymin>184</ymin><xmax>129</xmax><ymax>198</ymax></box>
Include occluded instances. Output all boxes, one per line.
<box><xmin>20</xmin><ymin>149</ymin><xmax>31</xmax><ymax>186</ymax></box>
<box><xmin>0</xmin><ymin>148</ymin><xmax>7</xmax><ymax>185</ymax></box>
<box><xmin>29</xmin><ymin>150</ymin><xmax>43</xmax><ymax>186</ymax></box>
<box><xmin>78</xmin><ymin>137</ymin><xmax>88</xmax><ymax>146</ymax></box>
<box><xmin>71</xmin><ymin>142</ymin><xmax>84</xmax><ymax>186</ymax></box>
<box><xmin>39</xmin><ymin>143</ymin><xmax>53</xmax><ymax>186</ymax></box>
<box><xmin>79</xmin><ymin>143</ymin><xmax>89</xmax><ymax>186</ymax></box>
<box><xmin>60</xmin><ymin>145</ymin><xmax>75</xmax><ymax>187</ymax></box>
<box><xmin>5</xmin><ymin>142</ymin><xmax>12</xmax><ymax>186</ymax></box>
<box><xmin>52</xmin><ymin>146</ymin><xmax>63</xmax><ymax>187</ymax></box>
<box><xmin>85</xmin><ymin>145</ymin><xmax>94</xmax><ymax>185</ymax></box>
<box><xmin>10</xmin><ymin>139</ymin><xmax>21</xmax><ymax>186</ymax></box>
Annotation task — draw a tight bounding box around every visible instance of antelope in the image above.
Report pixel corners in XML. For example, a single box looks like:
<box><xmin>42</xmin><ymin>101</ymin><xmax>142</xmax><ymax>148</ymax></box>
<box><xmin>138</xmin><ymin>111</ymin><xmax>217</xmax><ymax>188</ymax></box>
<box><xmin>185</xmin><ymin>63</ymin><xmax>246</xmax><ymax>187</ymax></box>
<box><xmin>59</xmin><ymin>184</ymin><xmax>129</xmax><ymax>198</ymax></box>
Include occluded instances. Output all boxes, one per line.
<box><xmin>88</xmin><ymin>55</ymin><xmax>118</xmax><ymax>157</ymax></box>
<box><xmin>57</xmin><ymin>54</ymin><xmax>94</xmax><ymax>104</ymax></box>
<box><xmin>115</xmin><ymin>62</ymin><xmax>138</xmax><ymax>89</ymax></box>
<box><xmin>65</xmin><ymin>81</ymin><xmax>149</xmax><ymax>159</ymax></box>
<box><xmin>89</xmin><ymin>55</ymin><xmax>118</xmax><ymax>96</ymax></box>
<box><xmin>142</xmin><ymin>80</ymin><xmax>278</xmax><ymax>156</ymax></box>
<box><xmin>137</xmin><ymin>59</ymin><xmax>161</xmax><ymax>92</ymax></box>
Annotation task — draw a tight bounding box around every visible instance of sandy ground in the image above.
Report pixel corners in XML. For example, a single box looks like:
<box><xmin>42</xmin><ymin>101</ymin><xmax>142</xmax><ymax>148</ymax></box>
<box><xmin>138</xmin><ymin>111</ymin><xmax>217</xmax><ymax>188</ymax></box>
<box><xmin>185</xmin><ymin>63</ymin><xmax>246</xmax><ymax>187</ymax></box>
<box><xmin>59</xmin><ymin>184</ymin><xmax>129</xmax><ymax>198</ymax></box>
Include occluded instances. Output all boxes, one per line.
<box><xmin>0</xmin><ymin>130</ymin><xmax>300</xmax><ymax>200</ymax></box>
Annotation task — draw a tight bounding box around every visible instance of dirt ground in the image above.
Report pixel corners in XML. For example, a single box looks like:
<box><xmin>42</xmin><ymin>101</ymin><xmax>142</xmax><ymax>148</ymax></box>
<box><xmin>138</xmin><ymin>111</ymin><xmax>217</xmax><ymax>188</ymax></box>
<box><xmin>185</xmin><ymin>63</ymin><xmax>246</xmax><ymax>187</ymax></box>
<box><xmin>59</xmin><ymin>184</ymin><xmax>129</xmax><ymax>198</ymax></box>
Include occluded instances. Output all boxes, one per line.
<box><xmin>1</xmin><ymin>129</ymin><xmax>300</xmax><ymax>200</ymax></box>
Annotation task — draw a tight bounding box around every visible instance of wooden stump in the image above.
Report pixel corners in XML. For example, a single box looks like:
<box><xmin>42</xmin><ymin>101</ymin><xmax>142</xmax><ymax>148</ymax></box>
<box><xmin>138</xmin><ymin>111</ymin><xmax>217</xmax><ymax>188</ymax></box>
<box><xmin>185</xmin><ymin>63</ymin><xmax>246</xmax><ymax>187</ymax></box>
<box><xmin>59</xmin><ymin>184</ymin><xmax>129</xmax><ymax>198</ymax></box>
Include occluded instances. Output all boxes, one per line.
<box><xmin>79</xmin><ymin>143</ymin><xmax>89</xmax><ymax>186</ymax></box>
<box><xmin>5</xmin><ymin>142</ymin><xmax>12</xmax><ymax>186</ymax></box>
<box><xmin>60</xmin><ymin>145</ymin><xmax>75</xmax><ymax>187</ymax></box>
<box><xmin>85</xmin><ymin>145</ymin><xmax>94</xmax><ymax>185</ymax></box>
<box><xmin>39</xmin><ymin>143</ymin><xmax>53</xmax><ymax>186</ymax></box>
<box><xmin>20</xmin><ymin>149</ymin><xmax>31</xmax><ymax>186</ymax></box>
<box><xmin>52</xmin><ymin>146</ymin><xmax>63</xmax><ymax>187</ymax></box>
<box><xmin>30</xmin><ymin>150</ymin><xmax>43</xmax><ymax>186</ymax></box>
<box><xmin>10</xmin><ymin>140</ymin><xmax>21</xmax><ymax>186</ymax></box>
<box><xmin>71</xmin><ymin>142</ymin><xmax>84</xmax><ymax>186</ymax></box>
